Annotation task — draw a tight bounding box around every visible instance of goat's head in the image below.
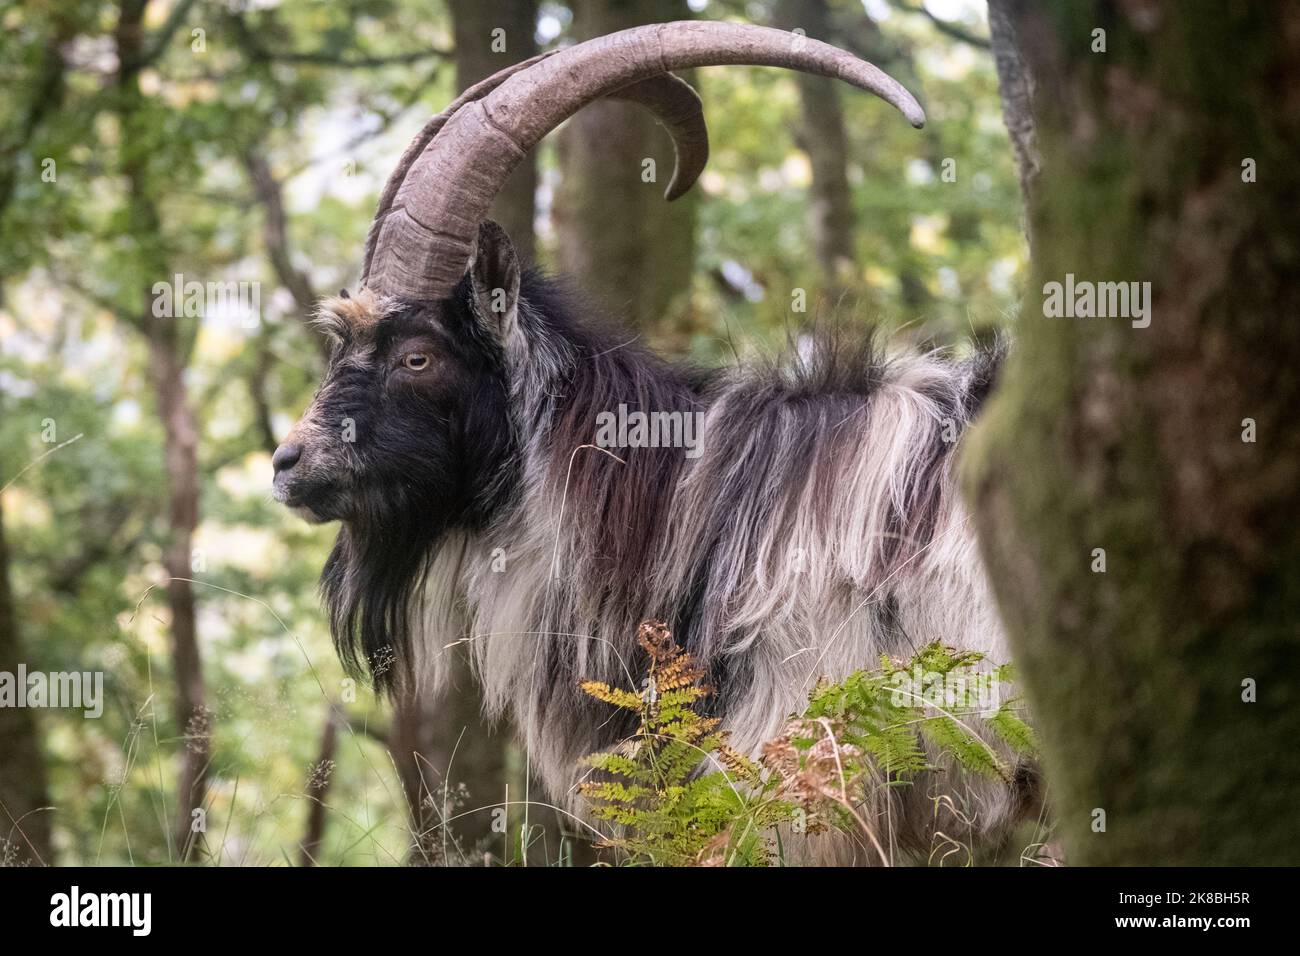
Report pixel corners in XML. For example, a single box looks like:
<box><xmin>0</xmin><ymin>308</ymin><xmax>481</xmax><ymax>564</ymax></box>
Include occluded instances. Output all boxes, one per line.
<box><xmin>271</xmin><ymin>222</ymin><xmax>519</xmax><ymax>528</ymax></box>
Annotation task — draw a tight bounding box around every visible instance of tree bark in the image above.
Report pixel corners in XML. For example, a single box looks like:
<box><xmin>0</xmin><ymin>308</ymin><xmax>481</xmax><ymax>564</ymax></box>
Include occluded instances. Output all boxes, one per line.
<box><xmin>391</xmin><ymin>658</ymin><xmax>510</xmax><ymax>865</ymax></box>
<box><xmin>985</xmin><ymin>0</ymin><xmax>1039</xmax><ymax>244</ymax></box>
<box><xmin>449</xmin><ymin>0</ymin><xmax>538</xmax><ymax>265</ymax></box>
<box><xmin>554</xmin><ymin>0</ymin><xmax>698</xmax><ymax>331</ymax></box>
<box><xmin>150</xmin><ymin>340</ymin><xmax>210</xmax><ymax>862</ymax></box>
<box><xmin>963</xmin><ymin>0</ymin><xmax>1300</xmax><ymax>865</ymax></box>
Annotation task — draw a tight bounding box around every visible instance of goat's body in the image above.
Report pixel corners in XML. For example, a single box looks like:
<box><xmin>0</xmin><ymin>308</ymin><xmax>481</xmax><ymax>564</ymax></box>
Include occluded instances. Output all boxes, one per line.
<box><xmin>400</xmin><ymin>277</ymin><xmax>1020</xmax><ymax>862</ymax></box>
<box><xmin>275</xmin><ymin>18</ymin><xmax>980</xmax><ymax>864</ymax></box>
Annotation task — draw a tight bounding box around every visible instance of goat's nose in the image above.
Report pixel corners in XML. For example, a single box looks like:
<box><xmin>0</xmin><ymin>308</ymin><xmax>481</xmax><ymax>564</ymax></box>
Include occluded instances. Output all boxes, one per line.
<box><xmin>272</xmin><ymin>442</ymin><xmax>303</xmax><ymax>474</ymax></box>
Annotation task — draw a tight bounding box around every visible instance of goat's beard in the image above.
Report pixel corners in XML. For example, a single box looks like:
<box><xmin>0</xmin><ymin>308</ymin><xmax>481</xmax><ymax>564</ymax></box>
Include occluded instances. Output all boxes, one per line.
<box><xmin>319</xmin><ymin>484</ymin><xmax>448</xmax><ymax>694</ymax></box>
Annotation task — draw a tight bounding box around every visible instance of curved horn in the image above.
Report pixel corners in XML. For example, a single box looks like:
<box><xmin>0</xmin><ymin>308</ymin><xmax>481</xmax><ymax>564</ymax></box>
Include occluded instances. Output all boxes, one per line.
<box><xmin>608</xmin><ymin>74</ymin><xmax>708</xmax><ymax>203</ymax></box>
<box><xmin>365</xmin><ymin>21</ymin><xmax>925</xmax><ymax>300</ymax></box>
<box><xmin>363</xmin><ymin>54</ymin><xmax>709</xmax><ymax>282</ymax></box>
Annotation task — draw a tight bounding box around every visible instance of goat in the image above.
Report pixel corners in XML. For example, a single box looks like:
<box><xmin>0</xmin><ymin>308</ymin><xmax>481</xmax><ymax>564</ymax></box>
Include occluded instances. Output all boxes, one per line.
<box><xmin>272</xmin><ymin>21</ymin><xmax>1032</xmax><ymax>863</ymax></box>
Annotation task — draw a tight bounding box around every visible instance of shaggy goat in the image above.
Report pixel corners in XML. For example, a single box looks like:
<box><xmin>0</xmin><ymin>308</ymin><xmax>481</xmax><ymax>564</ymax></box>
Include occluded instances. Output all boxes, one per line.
<box><xmin>273</xmin><ymin>22</ymin><xmax>1031</xmax><ymax>863</ymax></box>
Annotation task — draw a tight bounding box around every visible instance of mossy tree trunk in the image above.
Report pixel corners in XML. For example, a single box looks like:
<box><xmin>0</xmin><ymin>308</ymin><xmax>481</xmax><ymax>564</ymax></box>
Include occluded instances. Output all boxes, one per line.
<box><xmin>986</xmin><ymin>0</ymin><xmax>1039</xmax><ymax>240</ymax></box>
<box><xmin>964</xmin><ymin>0</ymin><xmax>1300</xmax><ymax>864</ymax></box>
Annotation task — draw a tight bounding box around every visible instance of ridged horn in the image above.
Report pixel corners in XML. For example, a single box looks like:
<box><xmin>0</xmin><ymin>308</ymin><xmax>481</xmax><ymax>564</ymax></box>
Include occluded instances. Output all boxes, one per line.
<box><xmin>362</xmin><ymin>52</ymin><xmax>709</xmax><ymax>279</ymax></box>
<box><xmin>364</xmin><ymin>21</ymin><xmax>925</xmax><ymax>300</ymax></box>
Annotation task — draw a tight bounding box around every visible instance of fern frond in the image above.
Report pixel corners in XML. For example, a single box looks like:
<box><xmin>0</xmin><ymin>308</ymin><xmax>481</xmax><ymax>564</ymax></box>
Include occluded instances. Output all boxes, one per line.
<box><xmin>580</xmin><ymin>626</ymin><xmax>1039</xmax><ymax>867</ymax></box>
<box><xmin>579</xmin><ymin>680</ymin><xmax>642</xmax><ymax>710</ymax></box>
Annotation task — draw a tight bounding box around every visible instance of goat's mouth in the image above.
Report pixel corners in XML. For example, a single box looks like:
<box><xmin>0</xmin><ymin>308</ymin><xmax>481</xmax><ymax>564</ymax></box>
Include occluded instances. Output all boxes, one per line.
<box><xmin>273</xmin><ymin>473</ymin><xmax>347</xmax><ymax>523</ymax></box>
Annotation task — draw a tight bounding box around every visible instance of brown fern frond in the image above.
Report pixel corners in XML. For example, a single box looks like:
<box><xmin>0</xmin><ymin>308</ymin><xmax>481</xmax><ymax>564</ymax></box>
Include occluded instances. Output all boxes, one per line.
<box><xmin>637</xmin><ymin>619</ymin><xmax>676</xmax><ymax>661</ymax></box>
<box><xmin>717</xmin><ymin>744</ymin><xmax>762</xmax><ymax>781</ymax></box>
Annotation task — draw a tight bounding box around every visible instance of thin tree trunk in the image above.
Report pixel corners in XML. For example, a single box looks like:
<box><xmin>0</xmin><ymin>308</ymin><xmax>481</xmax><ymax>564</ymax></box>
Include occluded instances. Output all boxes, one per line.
<box><xmin>299</xmin><ymin>706</ymin><xmax>340</xmax><ymax>866</ymax></box>
<box><xmin>248</xmin><ymin>330</ymin><xmax>279</xmax><ymax>456</ymax></box>
<box><xmin>115</xmin><ymin>0</ymin><xmax>209</xmax><ymax>863</ymax></box>
<box><xmin>390</xmin><ymin>693</ymin><xmax>442</xmax><ymax>864</ymax></box>
<box><xmin>964</xmin><ymin>0</ymin><xmax>1300</xmax><ymax>864</ymax></box>
<box><xmin>775</xmin><ymin>0</ymin><xmax>857</xmax><ymax>301</ymax></box>
<box><xmin>0</xmin><ymin>494</ymin><xmax>54</xmax><ymax>865</ymax></box>
<box><xmin>985</xmin><ymin>0</ymin><xmax>1039</xmax><ymax>246</ymax></box>
<box><xmin>554</xmin><ymin>0</ymin><xmax>698</xmax><ymax>332</ymax></box>
<box><xmin>243</xmin><ymin>150</ymin><xmax>317</xmax><ymax>321</ymax></box>
<box><xmin>148</xmin><ymin>329</ymin><xmax>210</xmax><ymax>862</ymax></box>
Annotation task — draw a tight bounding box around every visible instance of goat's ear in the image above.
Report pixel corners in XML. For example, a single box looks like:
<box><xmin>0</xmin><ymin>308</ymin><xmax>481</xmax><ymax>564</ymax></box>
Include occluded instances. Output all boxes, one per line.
<box><xmin>467</xmin><ymin>219</ymin><xmax>520</xmax><ymax>339</ymax></box>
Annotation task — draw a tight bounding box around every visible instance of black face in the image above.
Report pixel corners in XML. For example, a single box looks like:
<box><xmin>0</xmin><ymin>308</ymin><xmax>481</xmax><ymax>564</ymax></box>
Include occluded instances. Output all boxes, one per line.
<box><xmin>272</xmin><ymin>293</ymin><xmax>514</xmax><ymax>531</ymax></box>
<box><xmin>275</xmin><ymin>223</ymin><xmax>524</xmax><ymax>690</ymax></box>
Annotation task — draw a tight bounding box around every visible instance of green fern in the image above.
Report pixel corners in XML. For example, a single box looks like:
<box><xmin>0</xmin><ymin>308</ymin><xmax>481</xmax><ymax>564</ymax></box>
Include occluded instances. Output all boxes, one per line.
<box><xmin>579</xmin><ymin>623</ymin><xmax>1038</xmax><ymax>866</ymax></box>
<box><xmin>577</xmin><ymin>621</ymin><xmax>790</xmax><ymax>865</ymax></box>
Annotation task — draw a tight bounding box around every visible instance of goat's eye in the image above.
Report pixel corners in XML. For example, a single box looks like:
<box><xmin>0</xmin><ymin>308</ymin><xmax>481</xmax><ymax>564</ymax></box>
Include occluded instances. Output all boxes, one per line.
<box><xmin>403</xmin><ymin>353</ymin><xmax>430</xmax><ymax>372</ymax></box>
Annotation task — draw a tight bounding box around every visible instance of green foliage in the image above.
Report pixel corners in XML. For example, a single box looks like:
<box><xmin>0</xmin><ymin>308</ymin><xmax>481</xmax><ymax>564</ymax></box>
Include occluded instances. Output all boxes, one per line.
<box><xmin>581</xmin><ymin>625</ymin><xmax>1036</xmax><ymax>866</ymax></box>
<box><xmin>804</xmin><ymin>643</ymin><xmax>1036</xmax><ymax>783</ymax></box>
<box><xmin>579</xmin><ymin>621</ymin><xmax>789</xmax><ymax>866</ymax></box>
<box><xmin>689</xmin><ymin>5</ymin><xmax>1024</xmax><ymax>363</ymax></box>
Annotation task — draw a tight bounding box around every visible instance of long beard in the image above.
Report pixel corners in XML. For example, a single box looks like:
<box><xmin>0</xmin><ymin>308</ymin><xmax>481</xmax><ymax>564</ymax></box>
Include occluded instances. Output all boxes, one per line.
<box><xmin>320</xmin><ymin>484</ymin><xmax>446</xmax><ymax>694</ymax></box>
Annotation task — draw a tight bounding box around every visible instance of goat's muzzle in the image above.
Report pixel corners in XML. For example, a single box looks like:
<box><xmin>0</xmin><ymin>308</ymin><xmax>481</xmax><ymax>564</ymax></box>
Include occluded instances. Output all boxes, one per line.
<box><xmin>272</xmin><ymin>436</ymin><xmax>343</xmax><ymax>523</ymax></box>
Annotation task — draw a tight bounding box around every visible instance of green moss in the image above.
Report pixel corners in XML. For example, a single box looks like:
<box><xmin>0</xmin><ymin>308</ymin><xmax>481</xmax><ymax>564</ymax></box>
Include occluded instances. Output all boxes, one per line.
<box><xmin>961</xmin><ymin>1</ymin><xmax>1300</xmax><ymax>864</ymax></box>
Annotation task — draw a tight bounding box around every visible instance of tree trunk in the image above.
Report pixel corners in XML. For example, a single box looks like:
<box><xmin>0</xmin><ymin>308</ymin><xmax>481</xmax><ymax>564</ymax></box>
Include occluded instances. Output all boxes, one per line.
<box><xmin>299</xmin><ymin>706</ymin><xmax>340</xmax><ymax>866</ymax></box>
<box><xmin>148</xmin><ymin>329</ymin><xmax>210</xmax><ymax>863</ymax></box>
<box><xmin>775</xmin><ymin>0</ymin><xmax>857</xmax><ymax>301</ymax></box>
<box><xmin>985</xmin><ymin>0</ymin><xmax>1039</xmax><ymax>245</ymax></box>
<box><xmin>554</xmin><ymin>0</ymin><xmax>698</xmax><ymax>331</ymax></box>
<box><xmin>0</xmin><ymin>8</ymin><xmax>64</xmax><ymax>868</ymax></box>
<box><xmin>449</xmin><ymin>0</ymin><xmax>538</xmax><ymax>265</ymax></box>
<box><xmin>0</xmin><ymin>493</ymin><xmax>54</xmax><ymax>865</ymax></box>
<box><xmin>115</xmin><ymin>0</ymin><xmax>209</xmax><ymax>863</ymax></box>
<box><xmin>391</xmin><ymin>658</ymin><xmax>510</xmax><ymax>865</ymax></box>
<box><xmin>963</xmin><ymin>0</ymin><xmax>1300</xmax><ymax>865</ymax></box>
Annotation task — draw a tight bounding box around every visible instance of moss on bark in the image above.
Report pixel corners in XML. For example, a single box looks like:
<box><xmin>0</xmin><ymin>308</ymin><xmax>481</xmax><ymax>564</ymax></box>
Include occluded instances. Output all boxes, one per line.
<box><xmin>962</xmin><ymin>0</ymin><xmax>1300</xmax><ymax>864</ymax></box>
